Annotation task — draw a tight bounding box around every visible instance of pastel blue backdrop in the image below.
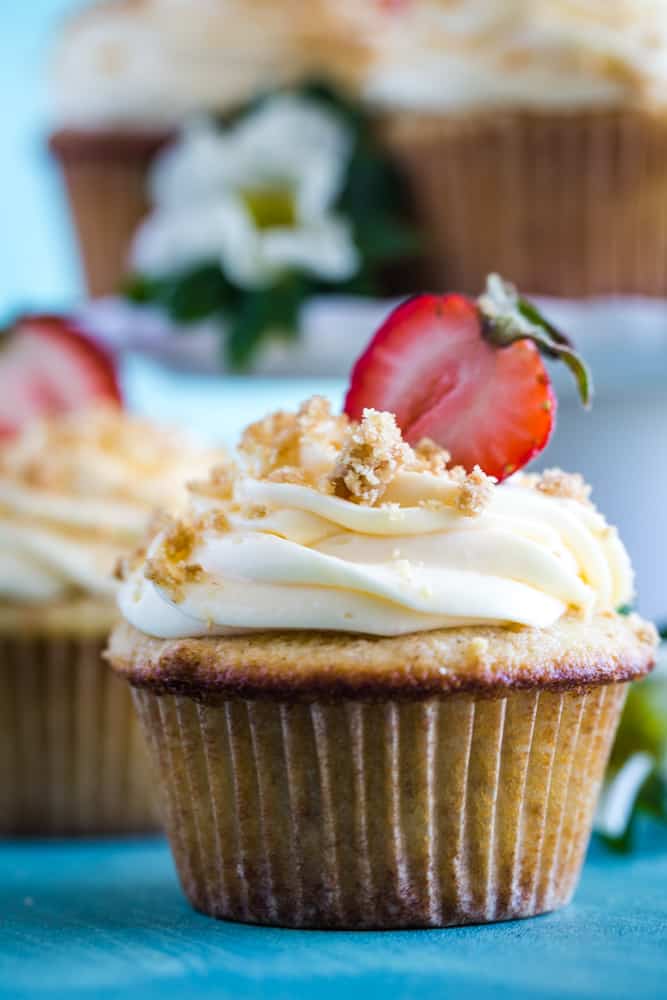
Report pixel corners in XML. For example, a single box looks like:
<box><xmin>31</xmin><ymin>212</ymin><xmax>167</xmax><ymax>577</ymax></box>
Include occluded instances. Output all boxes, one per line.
<box><xmin>1</xmin><ymin>0</ymin><xmax>85</xmax><ymax>317</ymax></box>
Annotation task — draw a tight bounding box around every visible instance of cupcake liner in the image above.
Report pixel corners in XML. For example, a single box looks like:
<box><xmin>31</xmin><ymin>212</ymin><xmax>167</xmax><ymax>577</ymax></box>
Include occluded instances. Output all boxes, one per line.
<box><xmin>0</xmin><ymin>634</ymin><xmax>159</xmax><ymax>836</ymax></box>
<box><xmin>132</xmin><ymin>681</ymin><xmax>626</xmax><ymax>928</ymax></box>
<box><xmin>49</xmin><ymin>129</ymin><xmax>169</xmax><ymax>297</ymax></box>
<box><xmin>380</xmin><ymin>109</ymin><xmax>667</xmax><ymax>297</ymax></box>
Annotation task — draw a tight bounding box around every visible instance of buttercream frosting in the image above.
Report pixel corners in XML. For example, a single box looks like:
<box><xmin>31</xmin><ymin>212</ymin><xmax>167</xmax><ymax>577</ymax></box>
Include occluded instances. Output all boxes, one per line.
<box><xmin>334</xmin><ymin>0</ymin><xmax>667</xmax><ymax>111</ymax></box>
<box><xmin>50</xmin><ymin>0</ymin><xmax>667</xmax><ymax>126</ymax></box>
<box><xmin>50</xmin><ymin>0</ymin><xmax>321</xmax><ymax>127</ymax></box>
<box><xmin>118</xmin><ymin>398</ymin><xmax>634</xmax><ymax>639</ymax></box>
<box><xmin>0</xmin><ymin>407</ymin><xmax>220</xmax><ymax>604</ymax></box>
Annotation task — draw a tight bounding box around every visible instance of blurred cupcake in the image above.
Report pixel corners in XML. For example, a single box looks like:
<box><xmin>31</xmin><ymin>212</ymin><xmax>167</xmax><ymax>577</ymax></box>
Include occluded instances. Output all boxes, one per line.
<box><xmin>329</xmin><ymin>0</ymin><xmax>667</xmax><ymax>297</ymax></box>
<box><xmin>0</xmin><ymin>320</ymin><xmax>219</xmax><ymax>834</ymax></box>
<box><xmin>48</xmin><ymin>0</ymin><xmax>335</xmax><ymax>296</ymax></box>
<box><xmin>108</xmin><ymin>388</ymin><xmax>656</xmax><ymax>926</ymax></box>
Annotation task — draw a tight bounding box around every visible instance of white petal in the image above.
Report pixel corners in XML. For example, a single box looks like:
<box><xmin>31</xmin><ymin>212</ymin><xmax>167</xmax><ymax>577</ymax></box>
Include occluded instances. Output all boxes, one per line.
<box><xmin>132</xmin><ymin>198</ymin><xmax>249</xmax><ymax>276</ymax></box>
<box><xmin>260</xmin><ymin>217</ymin><xmax>360</xmax><ymax>281</ymax></box>
<box><xmin>149</xmin><ymin>117</ymin><xmax>233</xmax><ymax>208</ymax></box>
<box><xmin>232</xmin><ymin>95</ymin><xmax>352</xmax><ymax>215</ymax></box>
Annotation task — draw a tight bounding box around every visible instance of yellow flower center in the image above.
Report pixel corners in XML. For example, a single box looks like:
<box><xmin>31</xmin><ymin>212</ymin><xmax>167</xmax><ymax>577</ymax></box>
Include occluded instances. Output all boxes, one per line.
<box><xmin>240</xmin><ymin>187</ymin><xmax>297</xmax><ymax>230</ymax></box>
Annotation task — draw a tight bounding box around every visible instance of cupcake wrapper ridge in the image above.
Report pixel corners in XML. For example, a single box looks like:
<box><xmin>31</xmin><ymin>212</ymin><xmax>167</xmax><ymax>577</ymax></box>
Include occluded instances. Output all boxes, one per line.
<box><xmin>132</xmin><ymin>681</ymin><xmax>626</xmax><ymax>928</ymax></box>
<box><xmin>382</xmin><ymin>109</ymin><xmax>667</xmax><ymax>297</ymax></box>
<box><xmin>0</xmin><ymin>634</ymin><xmax>159</xmax><ymax>836</ymax></box>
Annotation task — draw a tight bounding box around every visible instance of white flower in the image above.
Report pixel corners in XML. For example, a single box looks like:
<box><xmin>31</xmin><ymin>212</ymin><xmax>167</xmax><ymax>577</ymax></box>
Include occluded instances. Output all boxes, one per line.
<box><xmin>132</xmin><ymin>96</ymin><xmax>360</xmax><ymax>289</ymax></box>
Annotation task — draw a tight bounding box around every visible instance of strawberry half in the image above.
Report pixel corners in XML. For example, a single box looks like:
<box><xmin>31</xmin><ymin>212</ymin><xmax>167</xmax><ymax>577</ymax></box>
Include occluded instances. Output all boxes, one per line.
<box><xmin>345</xmin><ymin>275</ymin><xmax>591</xmax><ymax>481</ymax></box>
<box><xmin>0</xmin><ymin>315</ymin><xmax>121</xmax><ymax>439</ymax></box>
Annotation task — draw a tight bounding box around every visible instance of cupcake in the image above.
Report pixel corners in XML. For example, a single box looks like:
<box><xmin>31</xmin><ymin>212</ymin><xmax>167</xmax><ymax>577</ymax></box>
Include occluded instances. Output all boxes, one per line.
<box><xmin>107</xmin><ymin>279</ymin><xmax>657</xmax><ymax>926</ymax></box>
<box><xmin>329</xmin><ymin>0</ymin><xmax>667</xmax><ymax>297</ymax></box>
<box><xmin>0</xmin><ymin>390</ymin><xmax>219</xmax><ymax>836</ymax></box>
<box><xmin>48</xmin><ymin>0</ymin><xmax>334</xmax><ymax>296</ymax></box>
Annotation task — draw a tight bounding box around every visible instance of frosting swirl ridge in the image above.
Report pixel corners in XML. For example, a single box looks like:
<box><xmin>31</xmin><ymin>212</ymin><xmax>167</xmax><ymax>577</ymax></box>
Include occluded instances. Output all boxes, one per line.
<box><xmin>118</xmin><ymin>399</ymin><xmax>633</xmax><ymax>639</ymax></box>
<box><xmin>0</xmin><ymin>407</ymin><xmax>219</xmax><ymax>604</ymax></box>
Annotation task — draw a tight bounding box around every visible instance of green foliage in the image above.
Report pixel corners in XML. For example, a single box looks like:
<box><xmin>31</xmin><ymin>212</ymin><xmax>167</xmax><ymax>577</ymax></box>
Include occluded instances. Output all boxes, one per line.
<box><xmin>601</xmin><ymin>670</ymin><xmax>667</xmax><ymax>852</ymax></box>
<box><xmin>123</xmin><ymin>82</ymin><xmax>418</xmax><ymax>370</ymax></box>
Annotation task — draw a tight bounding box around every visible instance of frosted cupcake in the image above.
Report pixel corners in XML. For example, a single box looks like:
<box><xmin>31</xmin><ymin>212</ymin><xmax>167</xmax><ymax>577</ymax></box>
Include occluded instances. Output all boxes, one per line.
<box><xmin>48</xmin><ymin>0</ymin><xmax>330</xmax><ymax>296</ymax></box>
<box><xmin>329</xmin><ymin>0</ymin><xmax>667</xmax><ymax>297</ymax></box>
<box><xmin>108</xmin><ymin>280</ymin><xmax>657</xmax><ymax>926</ymax></box>
<box><xmin>0</xmin><ymin>405</ymin><xmax>218</xmax><ymax>835</ymax></box>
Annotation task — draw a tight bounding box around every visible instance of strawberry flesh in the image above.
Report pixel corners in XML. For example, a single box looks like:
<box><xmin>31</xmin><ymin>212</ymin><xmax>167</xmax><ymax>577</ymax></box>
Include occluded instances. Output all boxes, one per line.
<box><xmin>345</xmin><ymin>293</ymin><xmax>555</xmax><ymax>481</ymax></box>
<box><xmin>0</xmin><ymin>315</ymin><xmax>121</xmax><ymax>439</ymax></box>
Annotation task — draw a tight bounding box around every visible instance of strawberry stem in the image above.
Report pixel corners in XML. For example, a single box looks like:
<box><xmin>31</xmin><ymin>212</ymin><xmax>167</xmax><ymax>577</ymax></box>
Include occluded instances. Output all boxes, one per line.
<box><xmin>478</xmin><ymin>274</ymin><xmax>592</xmax><ymax>408</ymax></box>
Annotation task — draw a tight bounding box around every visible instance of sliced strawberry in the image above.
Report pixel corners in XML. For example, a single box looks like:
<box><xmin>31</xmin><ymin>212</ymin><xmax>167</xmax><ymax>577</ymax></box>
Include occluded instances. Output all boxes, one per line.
<box><xmin>0</xmin><ymin>315</ymin><xmax>121</xmax><ymax>439</ymax></box>
<box><xmin>345</xmin><ymin>277</ymin><xmax>590</xmax><ymax>481</ymax></box>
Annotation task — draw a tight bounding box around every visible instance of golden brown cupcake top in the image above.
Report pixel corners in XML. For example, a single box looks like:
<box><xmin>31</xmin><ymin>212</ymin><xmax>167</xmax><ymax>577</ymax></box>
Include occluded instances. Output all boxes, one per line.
<box><xmin>108</xmin><ymin>611</ymin><xmax>658</xmax><ymax>699</ymax></box>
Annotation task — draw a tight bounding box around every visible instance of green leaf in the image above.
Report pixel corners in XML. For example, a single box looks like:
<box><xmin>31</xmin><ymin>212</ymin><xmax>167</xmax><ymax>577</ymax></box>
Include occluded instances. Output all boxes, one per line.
<box><xmin>161</xmin><ymin>264</ymin><xmax>233</xmax><ymax>324</ymax></box>
<box><xmin>354</xmin><ymin>217</ymin><xmax>421</xmax><ymax>265</ymax></box>
<box><xmin>479</xmin><ymin>274</ymin><xmax>593</xmax><ymax>408</ymax></box>
<box><xmin>226</xmin><ymin>277</ymin><xmax>304</xmax><ymax>370</ymax></box>
<box><xmin>123</xmin><ymin>273</ymin><xmax>164</xmax><ymax>305</ymax></box>
<box><xmin>610</xmin><ymin>675</ymin><xmax>667</xmax><ymax>771</ymax></box>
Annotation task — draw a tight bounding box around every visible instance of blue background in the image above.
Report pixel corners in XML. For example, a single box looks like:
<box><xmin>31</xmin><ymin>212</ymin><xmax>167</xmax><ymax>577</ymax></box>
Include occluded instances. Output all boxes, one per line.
<box><xmin>2</xmin><ymin>825</ymin><xmax>667</xmax><ymax>1000</ymax></box>
<box><xmin>1</xmin><ymin>0</ymin><xmax>84</xmax><ymax>316</ymax></box>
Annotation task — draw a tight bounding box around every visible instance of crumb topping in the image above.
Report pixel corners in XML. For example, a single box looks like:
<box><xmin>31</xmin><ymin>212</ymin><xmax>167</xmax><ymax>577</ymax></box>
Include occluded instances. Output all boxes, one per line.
<box><xmin>144</xmin><ymin>518</ymin><xmax>204</xmax><ymax>601</ymax></box>
<box><xmin>628</xmin><ymin>613</ymin><xmax>659</xmax><ymax>648</ymax></box>
<box><xmin>457</xmin><ymin>466</ymin><xmax>495</xmax><ymax>517</ymax></box>
<box><xmin>0</xmin><ymin>405</ymin><xmax>219</xmax><ymax>507</ymax></box>
<box><xmin>123</xmin><ymin>399</ymin><xmax>599</xmax><ymax>588</ymax></box>
<box><xmin>330</xmin><ymin>409</ymin><xmax>411</xmax><ymax>505</ymax></box>
<box><xmin>239</xmin><ymin>396</ymin><xmax>348</xmax><ymax>485</ymax></box>
<box><xmin>536</xmin><ymin>468</ymin><xmax>592</xmax><ymax>504</ymax></box>
<box><xmin>412</xmin><ymin>437</ymin><xmax>451</xmax><ymax>474</ymax></box>
<box><xmin>188</xmin><ymin>463</ymin><xmax>236</xmax><ymax>500</ymax></box>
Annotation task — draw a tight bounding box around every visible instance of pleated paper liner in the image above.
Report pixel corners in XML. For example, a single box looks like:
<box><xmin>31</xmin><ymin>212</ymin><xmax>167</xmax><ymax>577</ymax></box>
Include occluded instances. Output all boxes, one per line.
<box><xmin>49</xmin><ymin>129</ymin><xmax>170</xmax><ymax>298</ymax></box>
<box><xmin>132</xmin><ymin>682</ymin><xmax>626</xmax><ymax>928</ymax></box>
<box><xmin>0</xmin><ymin>635</ymin><xmax>159</xmax><ymax>836</ymax></box>
<box><xmin>380</xmin><ymin>108</ymin><xmax>667</xmax><ymax>298</ymax></box>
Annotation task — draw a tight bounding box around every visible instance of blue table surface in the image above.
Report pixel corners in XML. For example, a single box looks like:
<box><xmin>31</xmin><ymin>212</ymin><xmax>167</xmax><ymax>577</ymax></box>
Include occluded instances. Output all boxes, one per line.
<box><xmin>1</xmin><ymin>823</ymin><xmax>666</xmax><ymax>1000</ymax></box>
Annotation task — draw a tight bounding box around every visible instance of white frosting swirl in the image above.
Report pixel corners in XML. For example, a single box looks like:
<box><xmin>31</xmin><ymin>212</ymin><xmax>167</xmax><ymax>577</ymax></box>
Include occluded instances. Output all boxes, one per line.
<box><xmin>119</xmin><ymin>405</ymin><xmax>634</xmax><ymax>639</ymax></box>
<box><xmin>50</xmin><ymin>0</ymin><xmax>314</xmax><ymax>127</ymax></box>
<box><xmin>0</xmin><ymin>408</ymin><xmax>220</xmax><ymax>604</ymax></box>
<box><xmin>335</xmin><ymin>0</ymin><xmax>667</xmax><ymax>111</ymax></box>
<box><xmin>51</xmin><ymin>0</ymin><xmax>667</xmax><ymax>127</ymax></box>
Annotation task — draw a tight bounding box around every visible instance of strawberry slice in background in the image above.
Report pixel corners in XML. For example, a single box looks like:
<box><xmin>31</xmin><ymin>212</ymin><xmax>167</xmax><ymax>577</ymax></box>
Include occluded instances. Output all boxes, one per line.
<box><xmin>345</xmin><ymin>275</ymin><xmax>591</xmax><ymax>481</ymax></box>
<box><xmin>0</xmin><ymin>315</ymin><xmax>122</xmax><ymax>440</ymax></box>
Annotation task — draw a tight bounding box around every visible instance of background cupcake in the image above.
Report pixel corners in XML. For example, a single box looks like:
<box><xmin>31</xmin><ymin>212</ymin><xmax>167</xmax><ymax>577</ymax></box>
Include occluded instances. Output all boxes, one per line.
<box><xmin>48</xmin><ymin>0</ymin><xmax>339</xmax><ymax>296</ymax></box>
<box><xmin>332</xmin><ymin>0</ymin><xmax>667</xmax><ymax>296</ymax></box>
<box><xmin>0</xmin><ymin>316</ymin><xmax>219</xmax><ymax>835</ymax></box>
<box><xmin>49</xmin><ymin>0</ymin><xmax>667</xmax><ymax>301</ymax></box>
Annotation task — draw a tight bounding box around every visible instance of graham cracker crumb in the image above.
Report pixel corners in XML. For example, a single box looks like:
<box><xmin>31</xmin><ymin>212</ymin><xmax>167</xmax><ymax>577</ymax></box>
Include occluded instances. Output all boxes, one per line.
<box><xmin>330</xmin><ymin>409</ymin><xmax>411</xmax><ymax>506</ymax></box>
<box><xmin>162</xmin><ymin>520</ymin><xmax>197</xmax><ymax>565</ymax></box>
<box><xmin>628</xmin><ymin>613</ymin><xmax>658</xmax><ymax>648</ymax></box>
<box><xmin>144</xmin><ymin>519</ymin><xmax>203</xmax><ymax>601</ymax></box>
<box><xmin>115</xmin><ymin>510</ymin><xmax>175</xmax><ymax>582</ymax></box>
<box><xmin>266</xmin><ymin>467</ymin><xmax>308</xmax><ymax>486</ymax></box>
<box><xmin>145</xmin><ymin>556</ymin><xmax>204</xmax><ymax>602</ymax></box>
<box><xmin>448</xmin><ymin>465</ymin><xmax>468</xmax><ymax>485</ymax></box>
<box><xmin>413</xmin><ymin>437</ymin><xmax>451</xmax><ymax>474</ymax></box>
<box><xmin>466</xmin><ymin>636</ymin><xmax>490</xmax><ymax>669</ymax></box>
<box><xmin>189</xmin><ymin>463</ymin><xmax>236</xmax><ymax>501</ymax></box>
<box><xmin>457</xmin><ymin>466</ymin><xmax>495</xmax><ymax>517</ymax></box>
<box><xmin>536</xmin><ymin>468</ymin><xmax>592</xmax><ymax>504</ymax></box>
<box><xmin>239</xmin><ymin>409</ymin><xmax>300</xmax><ymax>478</ymax></box>
<box><xmin>194</xmin><ymin>510</ymin><xmax>229</xmax><ymax>535</ymax></box>
<box><xmin>239</xmin><ymin>397</ymin><xmax>349</xmax><ymax>487</ymax></box>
